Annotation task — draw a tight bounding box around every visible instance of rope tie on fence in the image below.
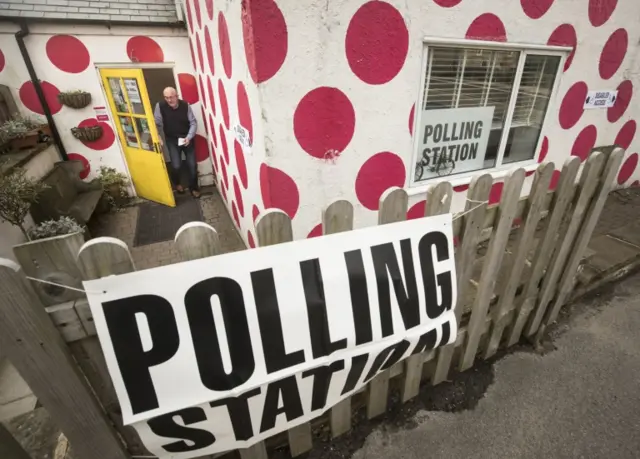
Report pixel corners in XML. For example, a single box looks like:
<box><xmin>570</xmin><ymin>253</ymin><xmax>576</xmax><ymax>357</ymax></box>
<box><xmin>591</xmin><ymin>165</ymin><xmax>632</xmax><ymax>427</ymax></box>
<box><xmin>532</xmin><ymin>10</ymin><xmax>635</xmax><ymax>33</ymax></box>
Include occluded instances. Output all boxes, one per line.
<box><xmin>452</xmin><ymin>199</ymin><xmax>489</xmax><ymax>221</ymax></box>
<box><xmin>24</xmin><ymin>276</ymin><xmax>106</xmax><ymax>294</ymax></box>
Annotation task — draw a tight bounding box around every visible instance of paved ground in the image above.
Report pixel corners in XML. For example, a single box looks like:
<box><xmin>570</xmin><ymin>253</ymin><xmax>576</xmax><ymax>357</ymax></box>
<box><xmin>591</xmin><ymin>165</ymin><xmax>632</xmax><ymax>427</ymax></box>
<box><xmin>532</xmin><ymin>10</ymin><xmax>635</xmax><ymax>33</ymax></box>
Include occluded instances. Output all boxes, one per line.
<box><xmin>349</xmin><ymin>272</ymin><xmax>640</xmax><ymax>459</ymax></box>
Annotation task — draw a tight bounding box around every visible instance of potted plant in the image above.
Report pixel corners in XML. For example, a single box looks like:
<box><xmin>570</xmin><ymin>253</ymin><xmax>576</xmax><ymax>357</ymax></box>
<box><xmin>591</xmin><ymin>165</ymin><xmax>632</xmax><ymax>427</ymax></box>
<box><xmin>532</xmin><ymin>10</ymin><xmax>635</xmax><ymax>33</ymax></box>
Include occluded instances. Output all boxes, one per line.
<box><xmin>0</xmin><ymin>164</ymin><xmax>49</xmax><ymax>238</ymax></box>
<box><xmin>0</xmin><ymin>115</ymin><xmax>51</xmax><ymax>151</ymax></box>
<box><xmin>97</xmin><ymin>166</ymin><xmax>130</xmax><ymax>211</ymax></box>
<box><xmin>28</xmin><ymin>216</ymin><xmax>85</xmax><ymax>241</ymax></box>
<box><xmin>72</xmin><ymin>124</ymin><xmax>103</xmax><ymax>142</ymax></box>
<box><xmin>57</xmin><ymin>90</ymin><xmax>92</xmax><ymax>109</ymax></box>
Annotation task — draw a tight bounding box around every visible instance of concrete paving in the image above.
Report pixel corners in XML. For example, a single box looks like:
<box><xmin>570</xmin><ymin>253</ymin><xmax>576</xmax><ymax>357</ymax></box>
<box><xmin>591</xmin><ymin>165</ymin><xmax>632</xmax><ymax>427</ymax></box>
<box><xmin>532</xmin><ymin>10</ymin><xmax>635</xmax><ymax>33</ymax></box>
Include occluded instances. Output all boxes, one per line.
<box><xmin>352</xmin><ymin>271</ymin><xmax>640</xmax><ymax>459</ymax></box>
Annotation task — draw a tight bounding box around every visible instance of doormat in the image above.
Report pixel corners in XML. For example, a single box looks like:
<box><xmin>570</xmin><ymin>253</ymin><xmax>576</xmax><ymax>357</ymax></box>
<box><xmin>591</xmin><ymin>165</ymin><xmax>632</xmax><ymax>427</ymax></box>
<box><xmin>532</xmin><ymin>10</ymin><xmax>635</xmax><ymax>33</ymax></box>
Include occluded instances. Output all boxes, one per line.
<box><xmin>133</xmin><ymin>194</ymin><xmax>204</xmax><ymax>247</ymax></box>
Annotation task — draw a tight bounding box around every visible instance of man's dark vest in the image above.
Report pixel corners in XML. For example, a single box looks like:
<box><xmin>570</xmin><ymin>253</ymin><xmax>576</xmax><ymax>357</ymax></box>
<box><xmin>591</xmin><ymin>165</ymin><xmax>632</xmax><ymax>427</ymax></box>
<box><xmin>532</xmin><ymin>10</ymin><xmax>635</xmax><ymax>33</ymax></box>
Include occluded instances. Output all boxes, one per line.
<box><xmin>159</xmin><ymin>100</ymin><xmax>190</xmax><ymax>140</ymax></box>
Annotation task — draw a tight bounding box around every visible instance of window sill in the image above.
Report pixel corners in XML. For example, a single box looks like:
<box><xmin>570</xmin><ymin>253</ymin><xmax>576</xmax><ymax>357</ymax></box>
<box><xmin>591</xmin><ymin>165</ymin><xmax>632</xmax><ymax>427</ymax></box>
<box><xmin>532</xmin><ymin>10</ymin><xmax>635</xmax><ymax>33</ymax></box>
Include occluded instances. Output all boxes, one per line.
<box><xmin>406</xmin><ymin>160</ymin><xmax>538</xmax><ymax>197</ymax></box>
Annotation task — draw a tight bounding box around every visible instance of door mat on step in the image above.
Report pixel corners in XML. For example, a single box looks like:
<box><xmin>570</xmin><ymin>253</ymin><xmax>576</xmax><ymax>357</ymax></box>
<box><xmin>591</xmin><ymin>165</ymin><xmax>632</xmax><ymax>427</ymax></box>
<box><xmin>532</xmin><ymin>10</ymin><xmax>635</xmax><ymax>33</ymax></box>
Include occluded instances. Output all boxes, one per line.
<box><xmin>133</xmin><ymin>194</ymin><xmax>204</xmax><ymax>247</ymax></box>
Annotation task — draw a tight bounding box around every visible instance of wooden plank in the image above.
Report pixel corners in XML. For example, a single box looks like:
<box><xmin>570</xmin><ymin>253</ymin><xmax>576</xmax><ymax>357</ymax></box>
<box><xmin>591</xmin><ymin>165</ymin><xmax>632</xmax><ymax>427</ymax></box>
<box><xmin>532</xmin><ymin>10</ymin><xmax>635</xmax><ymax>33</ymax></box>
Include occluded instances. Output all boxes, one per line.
<box><xmin>323</xmin><ymin>200</ymin><xmax>355</xmax><ymax>438</ymax></box>
<box><xmin>12</xmin><ymin>232</ymin><xmax>85</xmax><ymax>306</ymax></box>
<box><xmin>483</xmin><ymin>163</ymin><xmax>554</xmax><ymax>359</ymax></box>
<box><xmin>541</xmin><ymin>148</ymin><xmax>625</xmax><ymax>332</ymax></box>
<box><xmin>76</xmin><ymin>236</ymin><xmax>136</xmax><ymax>279</ymax></box>
<box><xmin>45</xmin><ymin>300</ymin><xmax>87</xmax><ymax>342</ymax></box>
<box><xmin>256</xmin><ymin>210</ymin><xmax>311</xmax><ymax>457</ymax></box>
<box><xmin>506</xmin><ymin>157</ymin><xmax>581</xmax><ymax>347</ymax></box>
<box><xmin>432</xmin><ymin>174</ymin><xmax>493</xmax><ymax>385</ymax></box>
<box><xmin>525</xmin><ymin>153</ymin><xmax>606</xmax><ymax>338</ymax></box>
<box><xmin>239</xmin><ymin>442</ymin><xmax>269</xmax><ymax>459</ymax></box>
<box><xmin>367</xmin><ymin>187</ymin><xmax>409</xmax><ymax>419</ymax></box>
<box><xmin>0</xmin><ymin>421</ymin><xmax>31</xmax><ymax>459</ymax></box>
<box><xmin>174</xmin><ymin>222</ymin><xmax>221</xmax><ymax>261</ymax></box>
<box><xmin>0</xmin><ymin>258</ymin><xmax>128</xmax><ymax>459</ymax></box>
<box><xmin>460</xmin><ymin>169</ymin><xmax>525</xmax><ymax>371</ymax></box>
<box><xmin>402</xmin><ymin>182</ymin><xmax>452</xmax><ymax>402</ymax></box>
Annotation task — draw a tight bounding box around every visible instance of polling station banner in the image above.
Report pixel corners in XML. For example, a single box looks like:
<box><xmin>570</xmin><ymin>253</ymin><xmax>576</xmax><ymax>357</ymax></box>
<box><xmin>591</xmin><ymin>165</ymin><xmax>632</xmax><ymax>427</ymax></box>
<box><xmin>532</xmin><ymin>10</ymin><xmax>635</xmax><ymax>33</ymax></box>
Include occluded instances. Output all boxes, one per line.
<box><xmin>85</xmin><ymin>214</ymin><xmax>458</xmax><ymax>458</ymax></box>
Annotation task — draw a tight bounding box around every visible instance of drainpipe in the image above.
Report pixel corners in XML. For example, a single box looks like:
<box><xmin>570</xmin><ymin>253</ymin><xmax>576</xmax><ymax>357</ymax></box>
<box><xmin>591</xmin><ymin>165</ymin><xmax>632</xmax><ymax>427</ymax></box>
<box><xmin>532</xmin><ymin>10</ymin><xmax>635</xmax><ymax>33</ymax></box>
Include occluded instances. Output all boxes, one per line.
<box><xmin>15</xmin><ymin>21</ymin><xmax>68</xmax><ymax>161</ymax></box>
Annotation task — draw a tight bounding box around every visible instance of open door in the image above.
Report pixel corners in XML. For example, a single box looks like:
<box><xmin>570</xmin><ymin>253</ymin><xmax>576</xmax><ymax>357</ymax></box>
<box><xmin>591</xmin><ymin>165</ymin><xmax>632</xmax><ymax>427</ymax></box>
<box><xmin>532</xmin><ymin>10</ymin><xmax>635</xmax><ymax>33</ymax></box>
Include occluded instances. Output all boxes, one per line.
<box><xmin>100</xmin><ymin>68</ymin><xmax>175</xmax><ymax>207</ymax></box>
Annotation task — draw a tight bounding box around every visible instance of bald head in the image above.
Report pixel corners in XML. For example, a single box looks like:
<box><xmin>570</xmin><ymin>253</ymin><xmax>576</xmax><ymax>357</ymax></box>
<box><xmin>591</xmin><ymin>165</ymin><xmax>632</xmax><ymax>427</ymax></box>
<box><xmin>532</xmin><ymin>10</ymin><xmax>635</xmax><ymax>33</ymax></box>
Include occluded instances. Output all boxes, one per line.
<box><xmin>163</xmin><ymin>87</ymin><xmax>179</xmax><ymax>108</ymax></box>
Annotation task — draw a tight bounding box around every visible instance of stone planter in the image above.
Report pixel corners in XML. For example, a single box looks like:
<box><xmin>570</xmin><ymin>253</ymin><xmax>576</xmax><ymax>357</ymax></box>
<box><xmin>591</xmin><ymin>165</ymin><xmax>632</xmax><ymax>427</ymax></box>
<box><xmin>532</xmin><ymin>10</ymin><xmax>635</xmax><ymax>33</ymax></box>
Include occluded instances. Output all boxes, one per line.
<box><xmin>58</xmin><ymin>91</ymin><xmax>92</xmax><ymax>109</ymax></box>
<box><xmin>8</xmin><ymin>125</ymin><xmax>52</xmax><ymax>150</ymax></box>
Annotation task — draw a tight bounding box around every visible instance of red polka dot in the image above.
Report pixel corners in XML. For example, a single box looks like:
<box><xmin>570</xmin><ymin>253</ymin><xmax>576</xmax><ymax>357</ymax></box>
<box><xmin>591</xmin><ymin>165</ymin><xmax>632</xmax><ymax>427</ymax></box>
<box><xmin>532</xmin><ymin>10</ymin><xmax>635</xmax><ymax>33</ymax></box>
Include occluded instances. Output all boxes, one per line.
<box><xmin>526</xmin><ymin>170</ymin><xmax>535</xmax><ymax>177</ymax></box>
<box><xmin>548</xmin><ymin>24</ymin><xmax>577</xmax><ymax>71</ymax></box>
<box><xmin>538</xmin><ymin>136</ymin><xmax>549</xmax><ymax>163</ymax></box>
<box><xmin>185</xmin><ymin>0</ymin><xmax>194</xmax><ymax>32</ymax></box>
<box><xmin>234</xmin><ymin>141</ymin><xmax>248</xmax><ymax>189</ymax></box>
<box><xmin>615</xmin><ymin>120</ymin><xmax>636</xmax><ymax>150</ymax></box>
<box><xmin>454</xmin><ymin>184</ymin><xmax>469</xmax><ymax>192</ymax></box>
<box><xmin>233</xmin><ymin>176</ymin><xmax>245</xmax><ymax>217</ymax></box>
<box><xmin>199</xmin><ymin>76</ymin><xmax>206</xmax><ymax>108</ymax></box>
<box><xmin>67</xmin><ymin>153</ymin><xmax>90</xmax><ymax>179</ymax></box>
<box><xmin>219</xmin><ymin>126</ymin><xmax>230</xmax><ymax>163</ymax></box>
<box><xmin>617</xmin><ymin>153</ymin><xmax>638</xmax><ymax>185</ymax></box>
<box><xmin>192</xmin><ymin>0</ymin><xmax>202</xmax><ymax>28</ymax></box>
<box><xmin>218</xmin><ymin>13</ymin><xmax>232</xmax><ymax>78</ymax></box>
<box><xmin>0</xmin><ymin>49</ymin><xmax>5</xmax><ymax>72</ymax></box>
<box><xmin>209</xmin><ymin>115</ymin><xmax>216</xmax><ymax>145</ymax></box>
<box><xmin>220</xmin><ymin>158</ymin><xmax>228</xmax><ymax>186</ymax></box>
<box><xmin>307</xmin><ymin>224</ymin><xmax>322</xmax><ymax>238</ymax></box>
<box><xmin>237</xmin><ymin>82</ymin><xmax>253</xmax><ymax>141</ymax></box>
<box><xmin>600</xmin><ymin>29</ymin><xmax>627</xmax><ymax>80</ymax></box>
<box><xmin>559</xmin><ymin>82</ymin><xmax>587</xmax><ymax>130</ymax></box>
<box><xmin>46</xmin><ymin>35</ymin><xmax>90</xmax><ymax>73</ymax></box>
<box><xmin>549</xmin><ymin>170</ymin><xmax>561</xmax><ymax>191</ymax></box>
<box><xmin>466</xmin><ymin>13</ymin><xmax>507</xmax><ymax>42</ymax></box>
<box><xmin>126</xmin><ymin>36</ymin><xmax>163</xmax><ymax>63</ymax></box>
<box><xmin>207</xmin><ymin>77</ymin><xmax>216</xmax><ymax>115</ymax></box>
<box><xmin>77</xmin><ymin>118</ymin><xmax>115</xmax><ymax>150</ymax></box>
<box><xmin>201</xmin><ymin>106</ymin><xmax>208</xmax><ymax>134</ymax></box>
<box><xmin>489</xmin><ymin>182</ymin><xmax>504</xmax><ymax>205</ymax></box>
<box><xmin>242</xmin><ymin>0</ymin><xmax>288</xmax><ymax>84</ymax></box>
<box><xmin>19</xmin><ymin>81</ymin><xmax>61</xmax><ymax>115</ymax></box>
<box><xmin>210</xmin><ymin>142</ymin><xmax>218</xmax><ymax>172</ymax></box>
<box><xmin>571</xmin><ymin>125</ymin><xmax>597</xmax><ymax>162</ymax></box>
<box><xmin>218</xmin><ymin>80</ymin><xmax>229</xmax><ymax>129</ymax></box>
<box><xmin>434</xmin><ymin>0</ymin><xmax>461</xmax><ymax>6</ymax></box>
<box><xmin>232</xmin><ymin>201</ymin><xmax>240</xmax><ymax>227</ymax></box>
<box><xmin>355</xmin><ymin>152</ymin><xmax>406</xmax><ymax>211</ymax></box>
<box><xmin>195</xmin><ymin>34</ymin><xmax>204</xmax><ymax>73</ymax></box>
<box><xmin>407</xmin><ymin>201</ymin><xmax>426</xmax><ymax>220</ymax></box>
<box><xmin>260</xmin><ymin>164</ymin><xmax>300</xmax><ymax>218</ymax></box>
<box><xmin>608</xmin><ymin>80</ymin><xmax>632</xmax><ymax>123</ymax></box>
<box><xmin>248</xmin><ymin>231</ymin><xmax>256</xmax><ymax>248</ymax></box>
<box><xmin>194</xmin><ymin>134</ymin><xmax>209</xmax><ymax>162</ymax></box>
<box><xmin>204</xmin><ymin>26</ymin><xmax>215</xmax><ymax>75</ymax></box>
<box><xmin>252</xmin><ymin>205</ymin><xmax>260</xmax><ymax>222</ymax></box>
<box><xmin>521</xmin><ymin>0</ymin><xmax>554</xmax><ymax>19</ymax></box>
<box><xmin>189</xmin><ymin>40</ymin><xmax>197</xmax><ymax>69</ymax></box>
<box><xmin>631</xmin><ymin>180</ymin><xmax>640</xmax><ymax>188</ymax></box>
<box><xmin>345</xmin><ymin>1</ymin><xmax>409</xmax><ymax>85</ymax></box>
<box><xmin>589</xmin><ymin>0</ymin><xmax>617</xmax><ymax>27</ymax></box>
<box><xmin>293</xmin><ymin>87</ymin><xmax>356</xmax><ymax>159</ymax></box>
<box><xmin>409</xmin><ymin>104</ymin><xmax>415</xmax><ymax>136</ymax></box>
<box><xmin>178</xmin><ymin>73</ymin><xmax>199</xmax><ymax>104</ymax></box>
<box><xmin>205</xmin><ymin>0</ymin><xmax>214</xmax><ymax>20</ymax></box>
<box><xmin>220</xmin><ymin>182</ymin><xmax>227</xmax><ymax>201</ymax></box>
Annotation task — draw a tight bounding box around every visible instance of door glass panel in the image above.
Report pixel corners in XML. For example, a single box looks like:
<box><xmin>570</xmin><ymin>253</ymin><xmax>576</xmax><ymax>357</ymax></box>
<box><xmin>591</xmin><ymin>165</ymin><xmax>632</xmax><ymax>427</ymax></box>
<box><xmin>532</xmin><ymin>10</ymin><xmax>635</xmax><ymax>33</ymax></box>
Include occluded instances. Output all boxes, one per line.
<box><xmin>108</xmin><ymin>78</ymin><xmax>128</xmax><ymax>113</ymax></box>
<box><xmin>135</xmin><ymin>118</ymin><xmax>154</xmax><ymax>151</ymax></box>
<box><xmin>118</xmin><ymin>116</ymin><xmax>140</xmax><ymax>148</ymax></box>
<box><xmin>123</xmin><ymin>78</ymin><xmax>145</xmax><ymax>115</ymax></box>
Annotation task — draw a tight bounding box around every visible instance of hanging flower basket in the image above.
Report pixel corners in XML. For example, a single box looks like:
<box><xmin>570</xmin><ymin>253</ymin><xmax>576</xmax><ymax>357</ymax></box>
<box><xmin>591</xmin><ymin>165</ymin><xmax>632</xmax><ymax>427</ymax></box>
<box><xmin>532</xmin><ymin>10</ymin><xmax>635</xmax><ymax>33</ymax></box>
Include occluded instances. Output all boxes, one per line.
<box><xmin>57</xmin><ymin>91</ymin><xmax>92</xmax><ymax>109</ymax></box>
<box><xmin>72</xmin><ymin>125</ymin><xmax>103</xmax><ymax>142</ymax></box>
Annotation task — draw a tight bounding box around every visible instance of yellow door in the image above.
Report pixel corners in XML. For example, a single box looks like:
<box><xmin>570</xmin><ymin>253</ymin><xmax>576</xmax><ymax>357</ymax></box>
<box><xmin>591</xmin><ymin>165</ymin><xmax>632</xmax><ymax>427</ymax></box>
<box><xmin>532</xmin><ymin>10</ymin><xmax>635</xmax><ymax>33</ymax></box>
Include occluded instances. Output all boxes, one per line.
<box><xmin>100</xmin><ymin>68</ymin><xmax>175</xmax><ymax>207</ymax></box>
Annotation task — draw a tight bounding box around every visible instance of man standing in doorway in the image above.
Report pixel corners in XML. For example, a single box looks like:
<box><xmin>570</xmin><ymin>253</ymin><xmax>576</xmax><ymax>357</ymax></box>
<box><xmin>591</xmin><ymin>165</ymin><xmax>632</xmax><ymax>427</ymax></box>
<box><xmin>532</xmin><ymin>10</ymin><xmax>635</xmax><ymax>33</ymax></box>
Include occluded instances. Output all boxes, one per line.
<box><xmin>154</xmin><ymin>87</ymin><xmax>200</xmax><ymax>198</ymax></box>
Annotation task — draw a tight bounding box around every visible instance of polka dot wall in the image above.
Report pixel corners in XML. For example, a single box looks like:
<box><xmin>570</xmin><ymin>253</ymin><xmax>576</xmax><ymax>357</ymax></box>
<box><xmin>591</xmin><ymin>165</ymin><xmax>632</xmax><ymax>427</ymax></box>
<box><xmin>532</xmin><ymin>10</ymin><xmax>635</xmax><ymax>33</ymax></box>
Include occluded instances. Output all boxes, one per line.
<box><xmin>221</xmin><ymin>0</ymin><xmax>640</xmax><ymax>240</ymax></box>
<box><xmin>0</xmin><ymin>24</ymin><xmax>211</xmax><ymax>186</ymax></box>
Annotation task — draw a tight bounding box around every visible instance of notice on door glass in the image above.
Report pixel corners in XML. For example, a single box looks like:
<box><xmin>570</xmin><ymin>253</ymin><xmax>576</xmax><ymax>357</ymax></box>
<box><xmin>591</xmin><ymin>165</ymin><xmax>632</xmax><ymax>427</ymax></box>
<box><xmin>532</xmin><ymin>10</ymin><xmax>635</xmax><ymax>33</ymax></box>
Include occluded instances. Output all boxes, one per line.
<box><xmin>124</xmin><ymin>79</ymin><xmax>142</xmax><ymax>104</ymax></box>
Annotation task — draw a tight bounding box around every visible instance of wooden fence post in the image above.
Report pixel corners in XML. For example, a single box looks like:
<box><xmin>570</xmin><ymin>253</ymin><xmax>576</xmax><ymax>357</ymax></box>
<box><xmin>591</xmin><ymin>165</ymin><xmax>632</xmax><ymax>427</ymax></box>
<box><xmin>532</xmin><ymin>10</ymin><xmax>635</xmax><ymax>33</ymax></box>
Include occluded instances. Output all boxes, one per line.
<box><xmin>506</xmin><ymin>157</ymin><xmax>580</xmax><ymax>347</ymax></box>
<box><xmin>174</xmin><ymin>222</ymin><xmax>221</xmax><ymax>261</ymax></box>
<box><xmin>323</xmin><ymin>200</ymin><xmax>355</xmax><ymax>438</ymax></box>
<box><xmin>256</xmin><ymin>210</ymin><xmax>312</xmax><ymax>457</ymax></box>
<box><xmin>460</xmin><ymin>169</ymin><xmax>525</xmax><ymax>371</ymax></box>
<box><xmin>0</xmin><ymin>422</ymin><xmax>31</xmax><ymax>459</ymax></box>
<box><xmin>0</xmin><ymin>258</ymin><xmax>129</xmax><ymax>459</ymax></box>
<box><xmin>432</xmin><ymin>174</ymin><xmax>492</xmax><ymax>385</ymax></box>
<box><xmin>401</xmin><ymin>182</ymin><xmax>452</xmax><ymax>402</ymax></box>
<box><xmin>538</xmin><ymin>148</ymin><xmax>625</xmax><ymax>336</ymax></box>
<box><xmin>483</xmin><ymin>163</ymin><xmax>554</xmax><ymax>359</ymax></box>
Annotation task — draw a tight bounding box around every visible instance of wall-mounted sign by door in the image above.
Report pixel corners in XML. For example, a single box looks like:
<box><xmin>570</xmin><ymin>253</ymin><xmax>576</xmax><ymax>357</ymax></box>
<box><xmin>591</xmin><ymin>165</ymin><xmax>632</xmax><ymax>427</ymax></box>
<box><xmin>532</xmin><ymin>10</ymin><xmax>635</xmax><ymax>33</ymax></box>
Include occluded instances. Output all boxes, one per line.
<box><xmin>584</xmin><ymin>90</ymin><xmax>618</xmax><ymax>109</ymax></box>
<box><xmin>413</xmin><ymin>106</ymin><xmax>495</xmax><ymax>184</ymax></box>
<box><xmin>94</xmin><ymin>106</ymin><xmax>109</xmax><ymax>122</ymax></box>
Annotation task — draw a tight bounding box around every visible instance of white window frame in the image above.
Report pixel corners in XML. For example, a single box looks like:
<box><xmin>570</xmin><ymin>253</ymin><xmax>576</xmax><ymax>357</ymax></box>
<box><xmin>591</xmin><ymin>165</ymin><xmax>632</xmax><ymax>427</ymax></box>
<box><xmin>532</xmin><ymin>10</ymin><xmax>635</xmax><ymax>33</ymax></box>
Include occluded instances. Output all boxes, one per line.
<box><xmin>408</xmin><ymin>37</ymin><xmax>571</xmax><ymax>192</ymax></box>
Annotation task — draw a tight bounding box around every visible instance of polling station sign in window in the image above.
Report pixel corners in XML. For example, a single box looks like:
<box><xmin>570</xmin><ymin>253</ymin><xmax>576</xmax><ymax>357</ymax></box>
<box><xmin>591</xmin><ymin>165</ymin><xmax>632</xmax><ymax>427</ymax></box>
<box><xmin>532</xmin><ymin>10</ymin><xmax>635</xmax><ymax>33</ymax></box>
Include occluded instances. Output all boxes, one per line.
<box><xmin>85</xmin><ymin>214</ymin><xmax>458</xmax><ymax>458</ymax></box>
<box><xmin>413</xmin><ymin>106</ymin><xmax>495</xmax><ymax>183</ymax></box>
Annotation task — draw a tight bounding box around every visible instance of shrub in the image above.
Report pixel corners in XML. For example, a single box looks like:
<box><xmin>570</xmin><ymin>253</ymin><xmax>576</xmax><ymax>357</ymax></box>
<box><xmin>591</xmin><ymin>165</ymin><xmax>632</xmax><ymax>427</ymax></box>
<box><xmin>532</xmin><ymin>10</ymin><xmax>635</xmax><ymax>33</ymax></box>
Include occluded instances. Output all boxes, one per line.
<box><xmin>28</xmin><ymin>216</ymin><xmax>84</xmax><ymax>241</ymax></box>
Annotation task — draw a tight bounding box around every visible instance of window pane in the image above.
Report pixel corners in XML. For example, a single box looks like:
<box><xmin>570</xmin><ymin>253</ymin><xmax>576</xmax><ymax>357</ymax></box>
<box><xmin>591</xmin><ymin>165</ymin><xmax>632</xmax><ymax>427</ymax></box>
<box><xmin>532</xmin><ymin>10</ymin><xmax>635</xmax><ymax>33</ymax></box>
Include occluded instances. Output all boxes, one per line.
<box><xmin>118</xmin><ymin>116</ymin><xmax>139</xmax><ymax>148</ymax></box>
<box><xmin>415</xmin><ymin>47</ymin><xmax>519</xmax><ymax>183</ymax></box>
<box><xmin>123</xmin><ymin>78</ymin><xmax>145</xmax><ymax>115</ymax></box>
<box><xmin>503</xmin><ymin>55</ymin><xmax>560</xmax><ymax>164</ymax></box>
<box><xmin>135</xmin><ymin>118</ymin><xmax>154</xmax><ymax>152</ymax></box>
<box><xmin>108</xmin><ymin>78</ymin><xmax>128</xmax><ymax>113</ymax></box>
